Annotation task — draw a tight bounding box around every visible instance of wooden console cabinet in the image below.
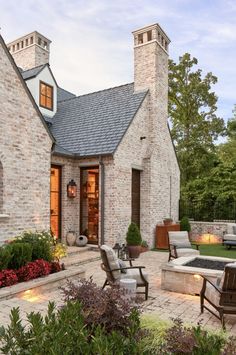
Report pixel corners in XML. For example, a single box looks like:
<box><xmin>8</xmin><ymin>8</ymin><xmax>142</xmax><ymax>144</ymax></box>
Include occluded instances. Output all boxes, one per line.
<box><xmin>156</xmin><ymin>224</ymin><xmax>180</xmax><ymax>249</ymax></box>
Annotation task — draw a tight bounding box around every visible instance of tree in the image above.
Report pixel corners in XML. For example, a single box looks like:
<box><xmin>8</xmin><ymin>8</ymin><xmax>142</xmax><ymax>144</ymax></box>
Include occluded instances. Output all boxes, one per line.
<box><xmin>218</xmin><ymin>105</ymin><xmax>236</xmax><ymax>164</ymax></box>
<box><xmin>168</xmin><ymin>53</ymin><xmax>225</xmax><ymax>185</ymax></box>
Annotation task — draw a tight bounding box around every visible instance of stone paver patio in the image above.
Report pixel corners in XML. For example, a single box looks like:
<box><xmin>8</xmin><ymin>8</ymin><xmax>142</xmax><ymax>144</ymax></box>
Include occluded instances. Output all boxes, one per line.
<box><xmin>0</xmin><ymin>250</ymin><xmax>236</xmax><ymax>334</ymax></box>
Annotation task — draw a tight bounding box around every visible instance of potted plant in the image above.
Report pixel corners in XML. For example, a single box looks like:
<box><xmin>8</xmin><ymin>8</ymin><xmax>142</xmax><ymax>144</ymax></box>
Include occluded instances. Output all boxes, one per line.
<box><xmin>180</xmin><ymin>216</ymin><xmax>191</xmax><ymax>233</ymax></box>
<box><xmin>126</xmin><ymin>222</ymin><xmax>142</xmax><ymax>258</ymax></box>
<box><xmin>140</xmin><ymin>240</ymin><xmax>149</xmax><ymax>253</ymax></box>
<box><xmin>163</xmin><ymin>218</ymin><xmax>173</xmax><ymax>226</ymax></box>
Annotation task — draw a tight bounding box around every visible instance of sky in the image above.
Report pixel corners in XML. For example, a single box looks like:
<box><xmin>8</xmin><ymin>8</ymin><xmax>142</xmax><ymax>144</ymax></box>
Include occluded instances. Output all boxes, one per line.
<box><xmin>1</xmin><ymin>0</ymin><xmax>236</xmax><ymax>124</ymax></box>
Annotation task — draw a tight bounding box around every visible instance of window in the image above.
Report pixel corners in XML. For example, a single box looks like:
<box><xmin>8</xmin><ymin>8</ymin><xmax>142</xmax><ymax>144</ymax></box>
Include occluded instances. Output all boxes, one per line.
<box><xmin>40</xmin><ymin>81</ymin><xmax>53</xmax><ymax>110</ymax></box>
<box><xmin>38</xmin><ymin>37</ymin><xmax>42</xmax><ymax>46</ymax></box>
<box><xmin>26</xmin><ymin>38</ymin><xmax>28</xmax><ymax>46</ymax></box>
<box><xmin>30</xmin><ymin>36</ymin><xmax>33</xmax><ymax>44</ymax></box>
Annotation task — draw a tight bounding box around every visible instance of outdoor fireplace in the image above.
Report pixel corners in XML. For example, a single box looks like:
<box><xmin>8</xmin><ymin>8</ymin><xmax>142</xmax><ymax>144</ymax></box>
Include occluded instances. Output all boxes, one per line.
<box><xmin>161</xmin><ymin>255</ymin><xmax>236</xmax><ymax>295</ymax></box>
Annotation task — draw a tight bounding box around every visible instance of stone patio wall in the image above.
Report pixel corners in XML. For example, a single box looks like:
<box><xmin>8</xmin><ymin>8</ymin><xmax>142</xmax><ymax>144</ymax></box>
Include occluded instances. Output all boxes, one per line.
<box><xmin>190</xmin><ymin>221</ymin><xmax>227</xmax><ymax>243</ymax></box>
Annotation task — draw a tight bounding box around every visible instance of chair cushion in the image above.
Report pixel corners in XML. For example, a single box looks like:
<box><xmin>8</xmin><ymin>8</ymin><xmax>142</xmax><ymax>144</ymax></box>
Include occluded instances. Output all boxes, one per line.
<box><xmin>205</xmin><ymin>282</ymin><xmax>236</xmax><ymax>311</ymax></box>
<box><xmin>168</xmin><ymin>231</ymin><xmax>191</xmax><ymax>248</ymax></box>
<box><xmin>223</xmin><ymin>234</ymin><xmax>236</xmax><ymax>241</ymax></box>
<box><xmin>226</xmin><ymin>223</ymin><xmax>236</xmax><ymax>235</ymax></box>
<box><xmin>100</xmin><ymin>245</ymin><xmax>120</xmax><ymax>279</ymax></box>
<box><xmin>120</xmin><ymin>269</ymin><xmax>148</xmax><ymax>285</ymax></box>
<box><xmin>176</xmin><ymin>248</ymin><xmax>200</xmax><ymax>258</ymax></box>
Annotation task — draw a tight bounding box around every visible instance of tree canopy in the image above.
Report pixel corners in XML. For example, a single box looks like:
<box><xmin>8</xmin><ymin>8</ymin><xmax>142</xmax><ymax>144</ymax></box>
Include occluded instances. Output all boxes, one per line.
<box><xmin>168</xmin><ymin>53</ymin><xmax>225</xmax><ymax>184</ymax></box>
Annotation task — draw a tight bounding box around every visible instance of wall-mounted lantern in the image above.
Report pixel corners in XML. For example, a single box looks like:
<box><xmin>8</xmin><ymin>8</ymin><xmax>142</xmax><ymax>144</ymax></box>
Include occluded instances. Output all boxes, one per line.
<box><xmin>67</xmin><ymin>179</ymin><xmax>77</xmax><ymax>198</ymax></box>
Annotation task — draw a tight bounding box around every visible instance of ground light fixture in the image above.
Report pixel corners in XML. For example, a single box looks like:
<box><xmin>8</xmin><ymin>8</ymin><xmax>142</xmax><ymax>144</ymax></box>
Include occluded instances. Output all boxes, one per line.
<box><xmin>67</xmin><ymin>179</ymin><xmax>77</xmax><ymax>198</ymax></box>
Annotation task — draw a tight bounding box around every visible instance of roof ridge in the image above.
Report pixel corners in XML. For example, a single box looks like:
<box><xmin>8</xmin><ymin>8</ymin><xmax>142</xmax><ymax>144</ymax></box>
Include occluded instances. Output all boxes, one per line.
<box><xmin>58</xmin><ymin>82</ymin><xmax>135</xmax><ymax>103</ymax></box>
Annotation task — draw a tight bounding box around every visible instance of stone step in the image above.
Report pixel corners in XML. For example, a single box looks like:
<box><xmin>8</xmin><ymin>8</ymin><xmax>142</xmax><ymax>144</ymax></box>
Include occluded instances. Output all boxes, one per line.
<box><xmin>62</xmin><ymin>249</ymin><xmax>100</xmax><ymax>268</ymax></box>
<box><xmin>66</xmin><ymin>245</ymin><xmax>99</xmax><ymax>256</ymax></box>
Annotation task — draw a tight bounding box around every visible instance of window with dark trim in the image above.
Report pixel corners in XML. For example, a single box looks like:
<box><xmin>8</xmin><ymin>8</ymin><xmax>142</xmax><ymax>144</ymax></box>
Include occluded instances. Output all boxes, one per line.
<box><xmin>40</xmin><ymin>81</ymin><xmax>53</xmax><ymax>111</ymax></box>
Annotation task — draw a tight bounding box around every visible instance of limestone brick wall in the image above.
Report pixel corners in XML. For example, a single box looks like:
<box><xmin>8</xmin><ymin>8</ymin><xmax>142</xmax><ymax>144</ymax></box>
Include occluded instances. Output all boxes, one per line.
<box><xmin>133</xmin><ymin>28</ymin><xmax>180</xmax><ymax>246</ymax></box>
<box><xmin>104</xmin><ymin>96</ymin><xmax>151</xmax><ymax>247</ymax></box>
<box><xmin>190</xmin><ymin>221</ymin><xmax>226</xmax><ymax>243</ymax></box>
<box><xmin>0</xmin><ymin>40</ymin><xmax>52</xmax><ymax>242</ymax></box>
<box><xmin>11</xmin><ymin>45</ymin><xmax>49</xmax><ymax>71</ymax></box>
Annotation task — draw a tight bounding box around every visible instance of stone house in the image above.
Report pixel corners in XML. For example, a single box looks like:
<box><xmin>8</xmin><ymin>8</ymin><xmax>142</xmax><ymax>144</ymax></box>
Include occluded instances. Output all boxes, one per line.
<box><xmin>0</xmin><ymin>24</ymin><xmax>180</xmax><ymax>247</ymax></box>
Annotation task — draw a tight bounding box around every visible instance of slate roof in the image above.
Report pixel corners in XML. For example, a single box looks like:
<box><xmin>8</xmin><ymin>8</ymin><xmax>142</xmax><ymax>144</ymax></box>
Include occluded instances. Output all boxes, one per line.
<box><xmin>21</xmin><ymin>64</ymin><xmax>46</xmax><ymax>80</ymax></box>
<box><xmin>57</xmin><ymin>87</ymin><xmax>76</xmax><ymax>102</ymax></box>
<box><xmin>50</xmin><ymin>83</ymin><xmax>148</xmax><ymax>157</ymax></box>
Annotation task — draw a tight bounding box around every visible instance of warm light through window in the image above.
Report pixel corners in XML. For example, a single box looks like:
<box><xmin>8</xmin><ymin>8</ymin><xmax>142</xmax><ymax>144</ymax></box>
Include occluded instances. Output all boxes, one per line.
<box><xmin>40</xmin><ymin>81</ymin><xmax>53</xmax><ymax>110</ymax></box>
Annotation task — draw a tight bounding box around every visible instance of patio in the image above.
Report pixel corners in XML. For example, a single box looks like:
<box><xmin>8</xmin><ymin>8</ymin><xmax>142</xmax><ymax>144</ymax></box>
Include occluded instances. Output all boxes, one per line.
<box><xmin>0</xmin><ymin>250</ymin><xmax>236</xmax><ymax>334</ymax></box>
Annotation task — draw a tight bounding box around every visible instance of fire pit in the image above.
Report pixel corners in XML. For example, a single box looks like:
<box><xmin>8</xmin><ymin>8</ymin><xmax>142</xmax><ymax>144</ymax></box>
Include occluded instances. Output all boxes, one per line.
<box><xmin>161</xmin><ymin>255</ymin><xmax>236</xmax><ymax>295</ymax></box>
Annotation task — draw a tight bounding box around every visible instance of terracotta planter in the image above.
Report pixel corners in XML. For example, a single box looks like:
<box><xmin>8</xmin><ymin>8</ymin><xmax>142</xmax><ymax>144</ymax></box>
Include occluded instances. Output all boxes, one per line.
<box><xmin>140</xmin><ymin>246</ymin><xmax>148</xmax><ymax>253</ymax></box>
<box><xmin>163</xmin><ymin>219</ymin><xmax>173</xmax><ymax>226</ymax></box>
<box><xmin>127</xmin><ymin>245</ymin><xmax>141</xmax><ymax>259</ymax></box>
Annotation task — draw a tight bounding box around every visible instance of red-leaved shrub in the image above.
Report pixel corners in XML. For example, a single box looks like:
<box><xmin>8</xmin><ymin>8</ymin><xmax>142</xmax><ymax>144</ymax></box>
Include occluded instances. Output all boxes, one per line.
<box><xmin>0</xmin><ymin>260</ymin><xmax>61</xmax><ymax>287</ymax></box>
<box><xmin>0</xmin><ymin>269</ymin><xmax>18</xmax><ymax>287</ymax></box>
<box><xmin>50</xmin><ymin>261</ymin><xmax>61</xmax><ymax>273</ymax></box>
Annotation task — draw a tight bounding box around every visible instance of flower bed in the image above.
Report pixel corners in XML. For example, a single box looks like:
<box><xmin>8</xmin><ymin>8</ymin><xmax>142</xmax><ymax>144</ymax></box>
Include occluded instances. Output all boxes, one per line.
<box><xmin>0</xmin><ymin>230</ymin><xmax>66</xmax><ymax>288</ymax></box>
<box><xmin>0</xmin><ymin>260</ymin><xmax>62</xmax><ymax>288</ymax></box>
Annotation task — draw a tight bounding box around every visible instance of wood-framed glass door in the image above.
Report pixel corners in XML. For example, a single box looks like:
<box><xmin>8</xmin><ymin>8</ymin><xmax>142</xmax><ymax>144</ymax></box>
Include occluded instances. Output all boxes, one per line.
<box><xmin>80</xmin><ymin>167</ymin><xmax>99</xmax><ymax>244</ymax></box>
<box><xmin>50</xmin><ymin>165</ymin><xmax>61</xmax><ymax>239</ymax></box>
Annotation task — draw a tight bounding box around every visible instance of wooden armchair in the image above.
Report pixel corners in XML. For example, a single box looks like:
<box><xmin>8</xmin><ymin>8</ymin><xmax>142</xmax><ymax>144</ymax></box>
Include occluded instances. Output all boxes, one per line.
<box><xmin>200</xmin><ymin>263</ymin><xmax>236</xmax><ymax>328</ymax></box>
<box><xmin>100</xmin><ymin>245</ymin><xmax>149</xmax><ymax>300</ymax></box>
<box><xmin>168</xmin><ymin>231</ymin><xmax>200</xmax><ymax>261</ymax></box>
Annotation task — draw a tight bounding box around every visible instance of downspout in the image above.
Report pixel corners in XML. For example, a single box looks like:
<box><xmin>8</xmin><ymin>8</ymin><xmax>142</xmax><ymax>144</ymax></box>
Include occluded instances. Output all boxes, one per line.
<box><xmin>99</xmin><ymin>156</ymin><xmax>105</xmax><ymax>245</ymax></box>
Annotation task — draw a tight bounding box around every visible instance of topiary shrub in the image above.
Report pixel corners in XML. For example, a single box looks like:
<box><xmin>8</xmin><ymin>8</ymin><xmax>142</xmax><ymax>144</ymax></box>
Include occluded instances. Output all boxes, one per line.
<box><xmin>180</xmin><ymin>216</ymin><xmax>191</xmax><ymax>233</ymax></box>
<box><xmin>126</xmin><ymin>222</ymin><xmax>142</xmax><ymax>246</ymax></box>
<box><xmin>8</xmin><ymin>243</ymin><xmax>32</xmax><ymax>270</ymax></box>
<box><xmin>14</xmin><ymin>231</ymin><xmax>54</xmax><ymax>262</ymax></box>
<box><xmin>0</xmin><ymin>245</ymin><xmax>12</xmax><ymax>271</ymax></box>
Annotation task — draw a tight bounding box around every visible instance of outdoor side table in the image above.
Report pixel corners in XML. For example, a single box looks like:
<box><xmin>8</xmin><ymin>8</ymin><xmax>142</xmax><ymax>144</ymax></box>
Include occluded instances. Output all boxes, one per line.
<box><xmin>120</xmin><ymin>278</ymin><xmax>137</xmax><ymax>298</ymax></box>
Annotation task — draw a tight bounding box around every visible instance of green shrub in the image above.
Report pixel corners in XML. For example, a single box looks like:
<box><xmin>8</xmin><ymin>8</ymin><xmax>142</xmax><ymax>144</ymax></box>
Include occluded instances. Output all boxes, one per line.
<box><xmin>0</xmin><ymin>301</ymin><xmax>144</xmax><ymax>354</ymax></box>
<box><xmin>0</xmin><ymin>245</ymin><xmax>12</xmax><ymax>271</ymax></box>
<box><xmin>14</xmin><ymin>231</ymin><xmax>54</xmax><ymax>262</ymax></box>
<box><xmin>126</xmin><ymin>222</ymin><xmax>142</xmax><ymax>246</ymax></box>
<box><xmin>8</xmin><ymin>243</ymin><xmax>32</xmax><ymax>270</ymax></box>
<box><xmin>180</xmin><ymin>216</ymin><xmax>191</xmax><ymax>233</ymax></box>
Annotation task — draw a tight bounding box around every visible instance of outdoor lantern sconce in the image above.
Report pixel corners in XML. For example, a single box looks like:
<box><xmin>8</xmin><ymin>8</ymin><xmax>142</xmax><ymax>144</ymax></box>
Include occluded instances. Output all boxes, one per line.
<box><xmin>67</xmin><ymin>179</ymin><xmax>77</xmax><ymax>198</ymax></box>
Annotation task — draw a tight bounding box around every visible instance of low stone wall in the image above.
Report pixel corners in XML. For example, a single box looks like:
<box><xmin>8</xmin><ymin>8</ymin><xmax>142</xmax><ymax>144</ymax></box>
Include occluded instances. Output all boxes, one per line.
<box><xmin>189</xmin><ymin>221</ymin><xmax>227</xmax><ymax>243</ymax></box>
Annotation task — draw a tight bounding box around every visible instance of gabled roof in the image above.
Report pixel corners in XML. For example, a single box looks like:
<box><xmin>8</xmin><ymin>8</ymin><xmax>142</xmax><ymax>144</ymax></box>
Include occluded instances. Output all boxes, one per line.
<box><xmin>57</xmin><ymin>87</ymin><xmax>76</xmax><ymax>102</ymax></box>
<box><xmin>20</xmin><ymin>63</ymin><xmax>58</xmax><ymax>87</ymax></box>
<box><xmin>50</xmin><ymin>83</ymin><xmax>148</xmax><ymax>157</ymax></box>
<box><xmin>21</xmin><ymin>64</ymin><xmax>46</xmax><ymax>80</ymax></box>
<box><xmin>0</xmin><ymin>35</ymin><xmax>54</xmax><ymax>142</ymax></box>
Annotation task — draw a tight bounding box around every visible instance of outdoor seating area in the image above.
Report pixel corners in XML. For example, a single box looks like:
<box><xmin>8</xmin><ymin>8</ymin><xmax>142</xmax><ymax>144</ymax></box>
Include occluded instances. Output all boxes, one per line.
<box><xmin>0</xmin><ymin>248</ymin><xmax>236</xmax><ymax>334</ymax></box>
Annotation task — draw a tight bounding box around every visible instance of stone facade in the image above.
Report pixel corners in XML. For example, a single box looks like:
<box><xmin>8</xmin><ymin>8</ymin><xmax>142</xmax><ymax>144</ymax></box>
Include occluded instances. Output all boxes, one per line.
<box><xmin>190</xmin><ymin>221</ymin><xmax>226</xmax><ymax>243</ymax></box>
<box><xmin>1</xmin><ymin>23</ymin><xmax>180</xmax><ymax>247</ymax></box>
<box><xmin>0</xmin><ymin>37</ymin><xmax>52</xmax><ymax>242</ymax></box>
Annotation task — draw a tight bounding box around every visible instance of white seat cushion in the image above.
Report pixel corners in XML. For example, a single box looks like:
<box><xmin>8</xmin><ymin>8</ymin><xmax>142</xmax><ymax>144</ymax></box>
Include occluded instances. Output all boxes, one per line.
<box><xmin>176</xmin><ymin>248</ymin><xmax>200</xmax><ymax>258</ymax></box>
<box><xmin>120</xmin><ymin>269</ymin><xmax>148</xmax><ymax>284</ymax></box>
<box><xmin>223</xmin><ymin>234</ymin><xmax>236</xmax><ymax>241</ymax></box>
<box><xmin>168</xmin><ymin>231</ymin><xmax>191</xmax><ymax>248</ymax></box>
<box><xmin>205</xmin><ymin>282</ymin><xmax>236</xmax><ymax>311</ymax></box>
<box><xmin>100</xmin><ymin>245</ymin><xmax>120</xmax><ymax>279</ymax></box>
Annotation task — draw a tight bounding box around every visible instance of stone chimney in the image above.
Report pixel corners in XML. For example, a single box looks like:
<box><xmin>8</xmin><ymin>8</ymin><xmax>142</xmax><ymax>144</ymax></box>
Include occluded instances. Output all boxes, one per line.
<box><xmin>7</xmin><ymin>31</ymin><xmax>51</xmax><ymax>70</ymax></box>
<box><xmin>133</xmin><ymin>23</ymin><xmax>170</xmax><ymax>134</ymax></box>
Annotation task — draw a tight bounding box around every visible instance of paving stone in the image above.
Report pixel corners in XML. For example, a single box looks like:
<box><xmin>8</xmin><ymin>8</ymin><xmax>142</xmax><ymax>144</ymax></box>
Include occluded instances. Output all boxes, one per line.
<box><xmin>0</xmin><ymin>250</ymin><xmax>235</xmax><ymax>335</ymax></box>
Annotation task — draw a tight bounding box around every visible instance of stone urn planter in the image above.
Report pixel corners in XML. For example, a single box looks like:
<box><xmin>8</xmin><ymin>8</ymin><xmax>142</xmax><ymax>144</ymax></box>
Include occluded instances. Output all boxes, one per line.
<box><xmin>76</xmin><ymin>235</ymin><xmax>88</xmax><ymax>247</ymax></box>
<box><xmin>163</xmin><ymin>218</ymin><xmax>173</xmax><ymax>226</ymax></box>
<box><xmin>66</xmin><ymin>231</ymin><xmax>76</xmax><ymax>246</ymax></box>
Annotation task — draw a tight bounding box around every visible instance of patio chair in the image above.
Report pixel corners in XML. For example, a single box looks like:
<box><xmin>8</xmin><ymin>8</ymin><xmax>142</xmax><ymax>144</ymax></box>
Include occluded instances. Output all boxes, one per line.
<box><xmin>168</xmin><ymin>231</ymin><xmax>200</xmax><ymax>261</ymax></box>
<box><xmin>200</xmin><ymin>263</ymin><xmax>236</xmax><ymax>328</ymax></box>
<box><xmin>100</xmin><ymin>244</ymin><xmax>149</xmax><ymax>300</ymax></box>
<box><xmin>223</xmin><ymin>223</ymin><xmax>236</xmax><ymax>243</ymax></box>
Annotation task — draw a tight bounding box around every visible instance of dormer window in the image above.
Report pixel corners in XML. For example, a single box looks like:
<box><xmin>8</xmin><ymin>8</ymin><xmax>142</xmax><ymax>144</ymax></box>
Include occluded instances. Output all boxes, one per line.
<box><xmin>40</xmin><ymin>81</ymin><xmax>53</xmax><ymax>111</ymax></box>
